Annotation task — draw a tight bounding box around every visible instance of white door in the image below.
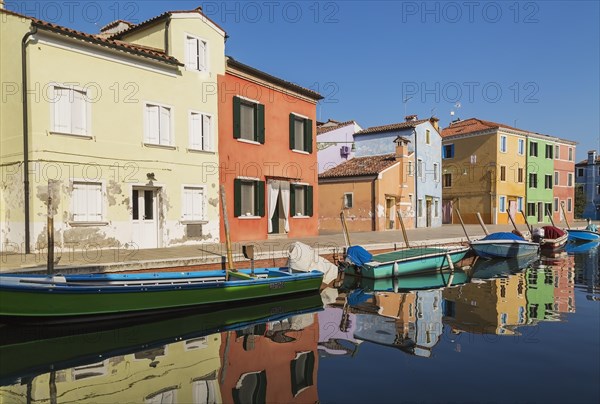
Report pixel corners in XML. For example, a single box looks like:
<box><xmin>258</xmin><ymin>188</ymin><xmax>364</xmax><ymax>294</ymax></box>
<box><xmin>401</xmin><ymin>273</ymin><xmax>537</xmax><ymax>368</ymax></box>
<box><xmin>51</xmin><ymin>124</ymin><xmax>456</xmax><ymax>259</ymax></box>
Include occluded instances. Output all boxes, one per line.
<box><xmin>132</xmin><ymin>187</ymin><xmax>159</xmax><ymax>248</ymax></box>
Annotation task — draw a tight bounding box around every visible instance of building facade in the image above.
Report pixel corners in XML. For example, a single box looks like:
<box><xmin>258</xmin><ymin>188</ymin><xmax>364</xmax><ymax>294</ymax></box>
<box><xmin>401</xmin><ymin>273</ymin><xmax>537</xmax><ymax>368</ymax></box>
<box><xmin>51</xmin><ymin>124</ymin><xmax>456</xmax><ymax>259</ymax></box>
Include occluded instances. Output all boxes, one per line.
<box><xmin>0</xmin><ymin>7</ymin><xmax>226</xmax><ymax>253</ymax></box>
<box><xmin>551</xmin><ymin>140</ymin><xmax>576</xmax><ymax>224</ymax></box>
<box><xmin>575</xmin><ymin>150</ymin><xmax>600</xmax><ymax>220</ymax></box>
<box><xmin>316</xmin><ymin>119</ymin><xmax>361</xmax><ymax>173</ymax></box>
<box><xmin>217</xmin><ymin>57</ymin><xmax>322</xmax><ymax>242</ymax></box>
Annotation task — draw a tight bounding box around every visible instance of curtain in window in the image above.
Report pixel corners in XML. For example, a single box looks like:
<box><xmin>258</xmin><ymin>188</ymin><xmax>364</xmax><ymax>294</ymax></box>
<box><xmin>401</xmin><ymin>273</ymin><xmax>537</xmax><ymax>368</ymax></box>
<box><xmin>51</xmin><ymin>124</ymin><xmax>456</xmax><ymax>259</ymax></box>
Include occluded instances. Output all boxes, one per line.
<box><xmin>280</xmin><ymin>181</ymin><xmax>290</xmax><ymax>231</ymax></box>
<box><xmin>240</xmin><ymin>103</ymin><xmax>255</xmax><ymax>140</ymax></box>
<box><xmin>268</xmin><ymin>180</ymin><xmax>280</xmax><ymax>233</ymax></box>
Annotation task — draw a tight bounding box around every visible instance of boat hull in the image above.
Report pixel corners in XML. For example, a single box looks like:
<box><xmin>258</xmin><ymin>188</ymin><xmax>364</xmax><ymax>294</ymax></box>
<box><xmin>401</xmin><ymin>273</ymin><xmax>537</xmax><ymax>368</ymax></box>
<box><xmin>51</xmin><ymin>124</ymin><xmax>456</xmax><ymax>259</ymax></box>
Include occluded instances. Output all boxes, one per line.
<box><xmin>540</xmin><ymin>233</ymin><xmax>568</xmax><ymax>251</ymax></box>
<box><xmin>0</xmin><ymin>268</ymin><xmax>323</xmax><ymax>321</ymax></box>
<box><xmin>567</xmin><ymin>229</ymin><xmax>600</xmax><ymax>242</ymax></box>
<box><xmin>344</xmin><ymin>246</ymin><xmax>470</xmax><ymax>279</ymax></box>
<box><xmin>470</xmin><ymin>240</ymin><xmax>539</xmax><ymax>259</ymax></box>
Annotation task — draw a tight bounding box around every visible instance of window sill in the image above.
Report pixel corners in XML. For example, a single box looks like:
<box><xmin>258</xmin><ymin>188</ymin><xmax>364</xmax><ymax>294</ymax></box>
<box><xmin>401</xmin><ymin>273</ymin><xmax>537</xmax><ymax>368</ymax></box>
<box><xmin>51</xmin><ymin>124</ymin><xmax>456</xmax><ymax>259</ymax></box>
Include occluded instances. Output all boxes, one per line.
<box><xmin>238</xmin><ymin>215</ymin><xmax>261</xmax><ymax>220</ymax></box>
<box><xmin>187</xmin><ymin>148</ymin><xmax>215</xmax><ymax>154</ymax></box>
<box><xmin>50</xmin><ymin>131</ymin><xmax>94</xmax><ymax>140</ymax></box>
<box><xmin>292</xmin><ymin>149</ymin><xmax>310</xmax><ymax>155</ymax></box>
<box><xmin>292</xmin><ymin>215</ymin><xmax>311</xmax><ymax>219</ymax></box>
<box><xmin>236</xmin><ymin>138</ymin><xmax>261</xmax><ymax>146</ymax></box>
<box><xmin>69</xmin><ymin>221</ymin><xmax>109</xmax><ymax>227</ymax></box>
<box><xmin>144</xmin><ymin>143</ymin><xmax>176</xmax><ymax>150</ymax></box>
<box><xmin>180</xmin><ymin>220</ymin><xmax>208</xmax><ymax>225</ymax></box>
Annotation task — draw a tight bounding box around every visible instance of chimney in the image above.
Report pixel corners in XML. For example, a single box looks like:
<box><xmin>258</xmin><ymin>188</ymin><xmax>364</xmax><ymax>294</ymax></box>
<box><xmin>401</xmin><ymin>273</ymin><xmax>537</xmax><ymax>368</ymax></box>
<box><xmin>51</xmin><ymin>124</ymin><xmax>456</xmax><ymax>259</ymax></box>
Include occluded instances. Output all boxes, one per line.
<box><xmin>429</xmin><ymin>117</ymin><xmax>440</xmax><ymax>132</ymax></box>
<box><xmin>394</xmin><ymin>136</ymin><xmax>409</xmax><ymax>161</ymax></box>
<box><xmin>0</xmin><ymin>1</ymin><xmax>4</xmax><ymax>9</ymax></box>
<box><xmin>405</xmin><ymin>114</ymin><xmax>418</xmax><ymax>122</ymax></box>
<box><xmin>588</xmin><ymin>150</ymin><xmax>597</xmax><ymax>164</ymax></box>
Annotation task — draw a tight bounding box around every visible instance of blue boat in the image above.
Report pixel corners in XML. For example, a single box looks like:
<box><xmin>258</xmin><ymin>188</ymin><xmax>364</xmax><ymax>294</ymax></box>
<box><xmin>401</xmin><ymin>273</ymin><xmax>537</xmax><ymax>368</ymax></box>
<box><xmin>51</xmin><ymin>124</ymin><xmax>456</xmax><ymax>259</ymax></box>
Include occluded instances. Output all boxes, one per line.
<box><xmin>566</xmin><ymin>229</ymin><xmax>600</xmax><ymax>242</ymax></box>
<box><xmin>471</xmin><ymin>254</ymin><xmax>538</xmax><ymax>279</ymax></box>
<box><xmin>342</xmin><ymin>245</ymin><xmax>470</xmax><ymax>279</ymax></box>
<box><xmin>470</xmin><ymin>232</ymin><xmax>539</xmax><ymax>259</ymax></box>
<box><xmin>565</xmin><ymin>241</ymin><xmax>600</xmax><ymax>254</ymax></box>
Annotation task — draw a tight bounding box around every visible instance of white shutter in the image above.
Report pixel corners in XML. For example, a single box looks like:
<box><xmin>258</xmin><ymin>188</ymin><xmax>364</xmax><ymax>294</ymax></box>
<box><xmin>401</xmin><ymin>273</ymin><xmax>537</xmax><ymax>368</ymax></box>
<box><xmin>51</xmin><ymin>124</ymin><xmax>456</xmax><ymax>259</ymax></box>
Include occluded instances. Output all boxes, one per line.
<box><xmin>202</xmin><ymin>114</ymin><xmax>211</xmax><ymax>151</ymax></box>
<box><xmin>72</xmin><ymin>183</ymin><xmax>84</xmax><ymax>221</ymax></box>
<box><xmin>146</xmin><ymin>105</ymin><xmax>159</xmax><ymax>144</ymax></box>
<box><xmin>183</xmin><ymin>188</ymin><xmax>192</xmax><ymax>220</ymax></box>
<box><xmin>88</xmin><ymin>183</ymin><xmax>102</xmax><ymax>221</ymax></box>
<box><xmin>186</xmin><ymin>37</ymin><xmax>198</xmax><ymax>70</ymax></box>
<box><xmin>197</xmin><ymin>40</ymin><xmax>206</xmax><ymax>71</ymax></box>
<box><xmin>72</xmin><ymin>89</ymin><xmax>87</xmax><ymax>135</ymax></box>
<box><xmin>189</xmin><ymin>113</ymin><xmax>201</xmax><ymax>149</ymax></box>
<box><xmin>192</xmin><ymin>188</ymin><xmax>203</xmax><ymax>220</ymax></box>
<box><xmin>159</xmin><ymin>106</ymin><xmax>171</xmax><ymax>145</ymax></box>
<box><xmin>54</xmin><ymin>87</ymin><xmax>71</xmax><ymax>133</ymax></box>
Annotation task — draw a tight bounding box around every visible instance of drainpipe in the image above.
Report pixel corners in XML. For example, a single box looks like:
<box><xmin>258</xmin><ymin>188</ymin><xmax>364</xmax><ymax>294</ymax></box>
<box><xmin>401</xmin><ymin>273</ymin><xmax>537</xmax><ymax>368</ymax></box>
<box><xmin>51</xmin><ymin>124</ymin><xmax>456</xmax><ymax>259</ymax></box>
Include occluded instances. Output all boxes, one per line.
<box><xmin>164</xmin><ymin>16</ymin><xmax>171</xmax><ymax>55</ymax></box>
<box><xmin>22</xmin><ymin>25</ymin><xmax>37</xmax><ymax>254</ymax></box>
<box><xmin>413</xmin><ymin>128</ymin><xmax>418</xmax><ymax>228</ymax></box>
<box><xmin>371</xmin><ymin>178</ymin><xmax>376</xmax><ymax>231</ymax></box>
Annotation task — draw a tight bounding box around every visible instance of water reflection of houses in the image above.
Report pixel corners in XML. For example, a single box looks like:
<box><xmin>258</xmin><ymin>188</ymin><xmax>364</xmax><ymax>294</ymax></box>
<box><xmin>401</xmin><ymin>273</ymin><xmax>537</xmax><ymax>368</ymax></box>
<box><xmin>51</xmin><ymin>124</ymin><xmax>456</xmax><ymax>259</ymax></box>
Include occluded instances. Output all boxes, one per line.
<box><xmin>550</xmin><ymin>255</ymin><xmax>576</xmax><ymax>312</ymax></box>
<box><xmin>318</xmin><ymin>307</ymin><xmax>362</xmax><ymax>357</ymax></box>
<box><xmin>219</xmin><ymin>313</ymin><xmax>319</xmax><ymax>404</ymax></box>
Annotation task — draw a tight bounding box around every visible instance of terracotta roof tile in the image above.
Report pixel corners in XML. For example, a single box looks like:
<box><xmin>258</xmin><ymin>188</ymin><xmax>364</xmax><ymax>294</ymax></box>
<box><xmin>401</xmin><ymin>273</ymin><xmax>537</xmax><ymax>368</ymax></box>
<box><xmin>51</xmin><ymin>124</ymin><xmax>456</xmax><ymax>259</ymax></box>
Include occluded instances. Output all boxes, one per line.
<box><xmin>441</xmin><ymin>118</ymin><xmax>517</xmax><ymax>138</ymax></box>
<box><xmin>319</xmin><ymin>154</ymin><xmax>398</xmax><ymax>178</ymax></box>
<box><xmin>355</xmin><ymin>119</ymin><xmax>429</xmax><ymax>135</ymax></box>
<box><xmin>317</xmin><ymin>120</ymin><xmax>357</xmax><ymax>135</ymax></box>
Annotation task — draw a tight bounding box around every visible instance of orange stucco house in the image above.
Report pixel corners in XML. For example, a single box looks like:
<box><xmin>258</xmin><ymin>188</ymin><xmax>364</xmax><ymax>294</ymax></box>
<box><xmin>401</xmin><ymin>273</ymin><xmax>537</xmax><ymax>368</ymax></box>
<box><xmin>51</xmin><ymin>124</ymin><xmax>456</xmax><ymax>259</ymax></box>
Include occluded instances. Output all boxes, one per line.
<box><xmin>319</xmin><ymin>137</ymin><xmax>414</xmax><ymax>232</ymax></box>
<box><xmin>218</xmin><ymin>57</ymin><xmax>323</xmax><ymax>242</ymax></box>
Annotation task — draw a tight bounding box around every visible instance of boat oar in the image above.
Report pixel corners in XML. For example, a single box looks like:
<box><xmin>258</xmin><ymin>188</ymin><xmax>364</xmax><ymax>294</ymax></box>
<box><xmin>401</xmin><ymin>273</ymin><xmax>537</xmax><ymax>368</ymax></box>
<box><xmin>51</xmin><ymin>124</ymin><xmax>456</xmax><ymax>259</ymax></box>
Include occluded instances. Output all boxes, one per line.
<box><xmin>560</xmin><ymin>201</ymin><xmax>571</xmax><ymax>229</ymax></box>
<box><xmin>476</xmin><ymin>212</ymin><xmax>489</xmax><ymax>236</ymax></box>
<box><xmin>507</xmin><ymin>211</ymin><xmax>521</xmax><ymax>235</ymax></box>
<box><xmin>396</xmin><ymin>210</ymin><xmax>411</xmax><ymax>248</ymax></box>
<box><xmin>520</xmin><ymin>210</ymin><xmax>533</xmax><ymax>235</ymax></box>
<box><xmin>454</xmin><ymin>207</ymin><xmax>471</xmax><ymax>243</ymax></box>
<box><xmin>546</xmin><ymin>207</ymin><xmax>557</xmax><ymax>227</ymax></box>
<box><xmin>340</xmin><ymin>211</ymin><xmax>352</xmax><ymax>247</ymax></box>
<box><xmin>220</xmin><ymin>185</ymin><xmax>236</xmax><ymax>281</ymax></box>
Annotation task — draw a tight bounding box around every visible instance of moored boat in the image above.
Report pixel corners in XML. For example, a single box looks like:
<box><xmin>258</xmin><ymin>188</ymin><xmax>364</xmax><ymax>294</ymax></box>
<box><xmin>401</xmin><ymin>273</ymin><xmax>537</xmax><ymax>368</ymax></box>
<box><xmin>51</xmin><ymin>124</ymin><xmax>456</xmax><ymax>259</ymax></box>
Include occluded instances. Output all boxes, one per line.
<box><xmin>343</xmin><ymin>270</ymin><xmax>469</xmax><ymax>292</ymax></box>
<box><xmin>470</xmin><ymin>232</ymin><xmax>539</xmax><ymax>259</ymax></box>
<box><xmin>533</xmin><ymin>226</ymin><xmax>568</xmax><ymax>251</ymax></box>
<box><xmin>342</xmin><ymin>245</ymin><xmax>470</xmax><ymax>279</ymax></box>
<box><xmin>0</xmin><ymin>268</ymin><xmax>323</xmax><ymax>322</ymax></box>
<box><xmin>566</xmin><ymin>229</ymin><xmax>600</xmax><ymax>242</ymax></box>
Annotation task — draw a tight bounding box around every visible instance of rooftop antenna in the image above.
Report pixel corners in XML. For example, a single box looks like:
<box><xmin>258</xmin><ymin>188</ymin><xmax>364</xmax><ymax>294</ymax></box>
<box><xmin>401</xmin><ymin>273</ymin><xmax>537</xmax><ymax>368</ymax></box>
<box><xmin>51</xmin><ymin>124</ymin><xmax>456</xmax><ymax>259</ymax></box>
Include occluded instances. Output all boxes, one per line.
<box><xmin>403</xmin><ymin>96</ymin><xmax>413</xmax><ymax>116</ymax></box>
<box><xmin>430</xmin><ymin>107</ymin><xmax>436</xmax><ymax>117</ymax></box>
<box><xmin>514</xmin><ymin>119</ymin><xmax>518</xmax><ymax>127</ymax></box>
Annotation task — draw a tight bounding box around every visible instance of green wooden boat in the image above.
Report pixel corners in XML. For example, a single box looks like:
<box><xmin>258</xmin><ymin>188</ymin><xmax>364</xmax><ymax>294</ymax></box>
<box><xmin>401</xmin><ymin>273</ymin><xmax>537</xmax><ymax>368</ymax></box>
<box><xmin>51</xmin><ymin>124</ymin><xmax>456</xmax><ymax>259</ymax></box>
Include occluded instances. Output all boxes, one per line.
<box><xmin>0</xmin><ymin>293</ymin><xmax>323</xmax><ymax>385</ymax></box>
<box><xmin>0</xmin><ymin>268</ymin><xmax>323</xmax><ymax>322</ymax></box>
<box><xmin>343</xmin><ymin>245</ymin><xmax>470</xmax><ymax>279</ymax></box>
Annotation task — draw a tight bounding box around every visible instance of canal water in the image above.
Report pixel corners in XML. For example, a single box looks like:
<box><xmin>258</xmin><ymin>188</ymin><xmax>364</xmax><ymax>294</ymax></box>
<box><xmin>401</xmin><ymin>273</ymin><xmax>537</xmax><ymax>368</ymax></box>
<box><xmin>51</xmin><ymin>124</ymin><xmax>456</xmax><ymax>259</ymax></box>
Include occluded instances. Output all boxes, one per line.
<box><xmin>0</xmin><ymin>246</ymin><xmax>598</xmax><ymax>403</ymax></box>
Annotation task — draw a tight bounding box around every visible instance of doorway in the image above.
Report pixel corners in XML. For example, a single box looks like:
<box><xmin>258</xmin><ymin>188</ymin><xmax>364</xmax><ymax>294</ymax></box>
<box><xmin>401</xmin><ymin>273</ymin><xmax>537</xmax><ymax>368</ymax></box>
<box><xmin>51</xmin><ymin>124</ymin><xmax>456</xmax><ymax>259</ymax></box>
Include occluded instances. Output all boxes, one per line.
<box><xmin>268</xmin><ymin>180</ymin><xmax>289</xmax><ymax>235</ymax></box>
<box><xmin>537</xmin><ymin>202</ymin><xmax>544</xmax><ymax>223</ymax></box>
<box><xmin>385</xmin><ymin>197</ymin><xmax>396</xmax><ymax>230</ymax></box>
<box><xmin>271</xmin><ymin>192</ymin><xmax>286</xmax><ymax>234</ymax></box>
<box><xmin>132</xmin><ymin>187</ymin><xmax>159</xmax><ymax>248</ymax></box>
<box><xmin>442</xmin><ymin>200</ymin><xmax>453</xmax><ymax>224</ymax></box>
<box><xmin>509</xmin><ymin>200</ymin><xmax>517</xmax><ymax>224</ymax></box>
<box><xmin>426</xmin><ymin>197</ymin><xmax>432</xmax><ymax>227</ymax></box>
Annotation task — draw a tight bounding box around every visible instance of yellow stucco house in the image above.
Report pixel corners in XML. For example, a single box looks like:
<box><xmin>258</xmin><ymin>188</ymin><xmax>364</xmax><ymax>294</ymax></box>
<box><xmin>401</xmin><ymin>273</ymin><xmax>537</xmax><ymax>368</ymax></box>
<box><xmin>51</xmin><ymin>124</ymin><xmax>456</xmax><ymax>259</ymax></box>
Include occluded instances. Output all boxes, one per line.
<box><xmin>0</xmin><ymin>6</ymin><xmax>226</xmax><ymax>253</ymax></box>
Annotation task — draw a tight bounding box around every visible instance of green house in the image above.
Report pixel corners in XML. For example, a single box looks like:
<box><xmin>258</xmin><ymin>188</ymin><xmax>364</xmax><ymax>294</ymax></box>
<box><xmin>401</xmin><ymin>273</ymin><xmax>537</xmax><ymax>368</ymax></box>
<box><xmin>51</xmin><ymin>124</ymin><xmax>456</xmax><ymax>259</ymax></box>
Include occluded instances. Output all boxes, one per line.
<box><xmin>526</xmin><ymin>135</ymin><xmax>556</xmax><ymax>224</ymax></box>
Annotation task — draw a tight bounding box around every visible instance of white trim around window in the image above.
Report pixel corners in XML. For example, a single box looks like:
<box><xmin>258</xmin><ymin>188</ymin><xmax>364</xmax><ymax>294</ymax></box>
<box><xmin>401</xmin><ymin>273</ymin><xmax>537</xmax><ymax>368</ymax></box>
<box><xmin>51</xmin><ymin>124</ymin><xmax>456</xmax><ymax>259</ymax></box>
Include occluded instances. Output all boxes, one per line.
<box><xmin>49</xmin><ymin>83</ymin><xmax>92</xmax><ymax>138</ymax></box>
<box><xmin>500</xmin><ymin>135</ymin><xmax>507</xmax><ymax>153</ymax></box>
<box><xmin>498</xmin><ymin>195</ymin><xmax>507</xmax><ymax>213</ymax></box>
<box><xmin>181</xmin><ymin>184</ymin><xmax>208</xmax><ymax>224</ymax></box>
<box><xmin>144</xmin><ymin>101</ymin><xmax>174</xmax><ymax>147</ymax></box>
<box><xmin>188</xmin><ymin>110</ymin><xmax>214</xmax><ymax>152</ymax></box>
<box><xmin>69</xmin><ymin>179</ymin><xmax>108</xmax><ymax>226</ymax></box>
<box><xmin>184</xmin><ymin>33</ymin><xmax>209</xmax><ymax>72</ymax></box>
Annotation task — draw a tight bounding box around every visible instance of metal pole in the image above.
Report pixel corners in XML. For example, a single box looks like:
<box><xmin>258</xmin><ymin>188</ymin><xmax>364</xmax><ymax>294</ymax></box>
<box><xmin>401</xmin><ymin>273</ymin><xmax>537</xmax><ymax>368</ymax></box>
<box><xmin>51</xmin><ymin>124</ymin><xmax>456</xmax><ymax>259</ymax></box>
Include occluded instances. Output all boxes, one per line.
<box><xmin>475</xmin><ymin>212</ymin><xmax>489</xmax><ymax>236</ymax></box>
<box><xmin>560</xmin><ymin>201</ymin><xmax>571</xmax><ymax>229</ymax></box>
<box><xmin>396</xmin><ymin>210</ymin><xmax>411</xmax><ymax>248</ymax></box>
<box><xmin>340</xmin><ymin>211</ymin><xmax>351</xmax><ymax>247</ymax></box>
<box><xmin>220</xmin><ymin>185</ymin><xmax>236</xmax><ymax>280</ymax></box>
<box><xmin>47</xmin><ymin>182</ymin><xmax>54</xmax><ymax>275</ymax></box>
<box><xmin>507</xmin><ymin>210</ymin><xmax>520</xmax><ymax>234</ymax></box>
<box><xmin>546</xmin><ymin>207</ymin><xmax>557</xmax><ymax>227</ymax></box>
<box><xmin>521</xmin><ymin>210</ymin><xmax>533</xmax><ymax>234</ymax></box>
<box><xmin>454</xmin><ymin>207</ymin><xmax>471</xmax><ymax>243</ymax></box>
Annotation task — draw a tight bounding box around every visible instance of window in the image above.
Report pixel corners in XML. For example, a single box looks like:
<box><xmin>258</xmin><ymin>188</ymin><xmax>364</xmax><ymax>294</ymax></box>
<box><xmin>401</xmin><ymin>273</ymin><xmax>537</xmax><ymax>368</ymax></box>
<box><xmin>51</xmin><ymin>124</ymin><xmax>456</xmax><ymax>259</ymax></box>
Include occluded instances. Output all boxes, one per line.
<box><xmin>233</xmin><ymin>97</ymin><xmax>265</xmax><ymax>143</ymax></box>
<box><xmin>518</xmin><ymin>168</ymin><xmax>524</xmax><ymax>183</ymax></box>
<box><xmin>499</xmin><ymin>196</ymin><xmax>506</xmax><ymax>213</ymax></box>
<box><xmin>443</xmin><ymin>173</ymin><xmax>452</xmax><ymax>187</ymax></box>
<box><xmin>443</xmin><ymin>144</ymin><xmax>454</xmax><ymax>159</ymax></box>
<box><xmin>567</xmin><ymin>198</ymin><xmax>572</xmax><ymax>212</ymax></box>
<box><xmin>407</xmin><ymin>161</ymin><xmax>414</xmax><ymax>176</ymax></box>
<box><xmin>189</xmin><ymin>112</ymin><xmax>212</xmax><ymax>151</ymax></box>
<box><xmin>290</xmin><ymin>114</ymin><xmax>313</xmax><ymax>153</ymax></box>
<box><xmin>554</xmin><ymin>145</ymin><xmax>560</xmax><ymax>159</ymax></box>
<box><xmin>234</xmin><ymin>179</ymin><xmax>265</xmax><ymax>217</ymax></box>
<box><xmin>291</xmin><ymin>184</ymin><xmax>314</xmax><ymax>217</ymax></box>
<box><xmin>344</xmin><ymin>193</ymin><xmax>353</xmax><ymax>208</ymax></box>
<box><xmin>529</xmin><ymin>173</ymin><xmax>538</xmax><ymax>188</ymax></box>
<box><xmin>554</xmin><ymin>198</ymin><xmax>559</xmax><ymax>212</ymax></box>
<box><xmin>527</xmin><ymin>202</ymin><xmax>536</xmax><ymax>217</ymax></box>
<box><xmin>500</xmin><ymin>166</ymin><xmax>506</xmax><ymax>181</ymax></box>
<box><xmin>418</xmin><ymin>199</ymin><xmax>423</xmax><ymax>217</ymax></box>
<box><xmin>568</xmin><ymin>148</ymin><xmax>573</xmax><ymax>161</ymax></box>
<box><xmin>290</xmin><ymin>351</ymin><xmax>315</xmax><ymax>397</ymax></box>
<box><xmin>567</xmin><ymin>173</ymin><xmax>573</xmax><ymax>187</ymax></box>
<box><xmin>145</xmin><ymin>103</ymin><xmax>172</xmax><ymax>146</ymax></box>
<box><xmin>545</xmin><ymin>203</ymin><xmax>553</xmax><ymax>217</ymax></box>
<box><xmin>417</xmin><ymin>159</ymin><xmax>423</xmax><ymax>178</ymax></box>
<box><xmin>182</xmin><ymin>187</ymin><xmax>205</xmax><ymax>222</ymax></box>
<box><xmin>72</xmin><ymin>182</ymin><xmax>102</xmax><ymax>222</ymax></box>
<box><xmin>433</xmin><ymin>163</ymin><xmax>439</xmax><ymax>182</ymax></box>
<box><xmin>185</xmin><ymin>35</ymin><xmax>207</xmax><ymax>71</ymax></box>
<box><xmin>545</xmin><ymin>175</ymin><xmax>553</xmax><ymax>189</ymax></box>
<box><xmin>425</xmin><ymin>129</ymin><xmax>431</xmax><ymax>145</ymax></box>
<box><xmin>146</xmin><ymin>388</ymin><xmax>177</xmax><ymax>404</ymax></box>
<box><xmin>518</xmin><ymin>139</ymin><xmax>525</xmax><ymax>155</ymax></box>
<box><xmin>577</xmin><ymin>168</ymin><xmax>584</xmax><ymax>177</ymax></box>
<box><xmin>192</xmin><ymin>379</ymin><xmax>218</xmax><ymax>404</ymax></box>
<box><xmin>530</xmin><ymin>141</ymin><xmax>538</xmax><ymax>157</ymax></box>
<box><xmin>52</xmin><ymin>86</ymin><xmax>88</xmax><ymax>136</ymax></box>
<box><xmin>545</xmin><ymin>144</ymin><xmax>553</xmax><ymax>159</ymax></box>
<box><xmin>434</xmin><ymin>199</ymin><xmax>439</xmax><ymax>217</ymax></box>
<box><xmin>233</xmin><ymin>371</ymin><xmax>267</xmax><ymax>404</ymax></box>
<box><xmin>517</xmin><ymin>197</ymin><xmax>524</xmax><ymax>213</ymax></box>
<box><xmin>500</xmin><ymin>136</ymin><xmax>507</xmax><ymax>153</ymax></box>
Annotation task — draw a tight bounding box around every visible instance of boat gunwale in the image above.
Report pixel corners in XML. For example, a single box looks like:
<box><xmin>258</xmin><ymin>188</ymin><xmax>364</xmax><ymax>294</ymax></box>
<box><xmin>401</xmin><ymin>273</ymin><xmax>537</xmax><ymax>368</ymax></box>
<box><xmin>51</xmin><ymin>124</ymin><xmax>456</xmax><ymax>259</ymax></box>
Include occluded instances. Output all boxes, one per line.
<box><xmin>366</xmin><ymin>245</ymin><xmax>470</xmax><ymax>267</ymax></box>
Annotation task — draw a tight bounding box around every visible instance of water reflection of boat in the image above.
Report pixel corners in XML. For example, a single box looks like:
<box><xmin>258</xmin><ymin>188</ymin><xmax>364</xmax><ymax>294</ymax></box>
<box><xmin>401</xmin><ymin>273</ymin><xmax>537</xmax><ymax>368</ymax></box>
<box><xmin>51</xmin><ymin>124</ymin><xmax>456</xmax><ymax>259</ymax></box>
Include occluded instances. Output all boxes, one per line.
<box><xmin>0</xmin><ymin>293</ymin><xmax>323</xmax><ymax>386</ymax></box>
<box><xmin>471</xmin><ymin>254</ymin><xmax>538</xmax><ymax>279</ymax></box>
<box><xmin>565</xmin><ymin>241</ymin><xmax>600</xmax><ymax>254</ymax></box>
<box><xmin>342</xmin><ymin>270</ymin><xmax>468</xmax><ymax>292</ymax></box>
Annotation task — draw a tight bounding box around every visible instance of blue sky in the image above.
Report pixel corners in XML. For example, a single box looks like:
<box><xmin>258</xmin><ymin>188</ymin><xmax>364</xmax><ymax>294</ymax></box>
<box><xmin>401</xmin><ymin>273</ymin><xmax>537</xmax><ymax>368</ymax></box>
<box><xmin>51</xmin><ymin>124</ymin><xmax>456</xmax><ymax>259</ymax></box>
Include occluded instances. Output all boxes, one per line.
<box><xmin>8</xmin><ymin>1</ymin><xmax>599</xmax><ymax>160</ymax></box>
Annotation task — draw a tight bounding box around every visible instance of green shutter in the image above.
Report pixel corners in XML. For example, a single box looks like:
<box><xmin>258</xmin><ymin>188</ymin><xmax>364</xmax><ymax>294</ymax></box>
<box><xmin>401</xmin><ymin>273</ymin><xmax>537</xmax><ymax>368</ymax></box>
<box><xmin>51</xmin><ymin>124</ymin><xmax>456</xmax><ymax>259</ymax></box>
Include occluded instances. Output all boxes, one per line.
<box><xmin>306</xmin><ymin>185</ymin><xmax>313</xmax><ymax>217</ymax></box>
<box><xmin>305</xmin><ymin>119</ymin><xmax>313</xmax><ymax>153</ymax></box>
<box><xmin>256</xmin><ymin>103</ymin><xmax>265</xmax><ymax>144</ymax></box>
<box><xmin>256</xmin><ymin>180</ymin><xmax>265</xmax><ymax>217</ymax></box>
<box><xmin>289</xmin><ymin>113</ymin><xmax>295</xmax><ymax>150</ymax></box>
<box><xmin>233</xmin><ymin>179</ymin><xmax>242</xmax><ymax>217</ymax></box>
<box><xmin>233</xmin><ymin>96</ymin><xmax>241</xmax><ymax>139</ymax></box>
<box><xmin>290</xmin><ymin>185</ymin><xmax>296</xmax><ymax>217</ymax></box>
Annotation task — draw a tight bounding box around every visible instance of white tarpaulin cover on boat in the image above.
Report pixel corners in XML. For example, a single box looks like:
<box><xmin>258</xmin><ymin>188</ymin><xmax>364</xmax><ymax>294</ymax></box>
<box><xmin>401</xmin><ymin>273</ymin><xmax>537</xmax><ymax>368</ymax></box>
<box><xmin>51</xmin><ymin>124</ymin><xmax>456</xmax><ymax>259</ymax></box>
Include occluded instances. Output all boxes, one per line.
<box><xmin>288</xmin><ymin>242</ymin><xmax>338</xmax><ymax>285</ymax></box>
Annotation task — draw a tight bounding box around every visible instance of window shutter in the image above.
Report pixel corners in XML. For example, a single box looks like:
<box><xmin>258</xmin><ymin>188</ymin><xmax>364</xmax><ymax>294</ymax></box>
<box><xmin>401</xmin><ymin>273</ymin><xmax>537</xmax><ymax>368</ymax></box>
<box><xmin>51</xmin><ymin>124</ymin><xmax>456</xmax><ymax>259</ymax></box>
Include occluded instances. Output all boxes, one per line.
<box><xmin>256</xmin><ymin>104</ymin><xmax>265</xmax><ymax>144</ymax></box>
<box><xmin>89</xmin><ymin>184</ymin><xmax>102</xmax><ymax>221</ymax></box>
<box><xmin>289</xmin><ymin>113</ymin><xmax>295</xmax><ymax>150</ymax></box>
<box><xmin>72</xmin><ymin>90</ymin><xmax>87</xmax><ymax>135</ymax></box>
<box><xmin>72</xmin><ymin>183</ymin><xmax>84</xmax><ymax>221</ymax></box>
<box><xmin>159</xmin><ymin>107</ymin><xmax>171</xmax><ymax>145</ymax></box>
<box><xmin>197</xmin><ymin>40</ymin><xmax>206</xmax><ymax>71</ymax></box>
<box><xmin>306</xmin><ymin>185</ymin><xmax>313</xmax><ymax>217</ymax></box>
<box><xmin>190</xmin><ymin>113</ymin><xmax>201</xmax><ymax>149</ymax></box>
<box><xmin>233</xmin><ymin>179</ymin><xmax>242</xmax><ymax>217</ymax></box>
<box><xmin>290</xmin><ymin>185</ymin><xmax>296</xmax><ymax>217</ymax></box>
<box><xmin>304</xmin><ymin>119</ymin><xmax>313</xmax><ymax>153</ymax></box>
<box><xmin>146</xmin><ymin>105</ymin><xmax>159</xmax><ymax>144</ymax></box>
<box><xmin>54</xmin><ymin>87</ymin><xmax>71</xmax><ymax>133</ymax></box>
<box><xmin>192</xmin><ymin>189</ymin><xmax>203</xmax><ymax>220</ymax></box>
<box><xmin>183</xmin><ymin>188</ymin><xmax>192</xmax><ymax>220</ymax></box>
<box><xmin>186</xmin><ymin>37</ymin><xmax>197</xmax><ymax>70</ymax></box>
<box><xmin>233</xmin><ymin>97</ymin><xmax>241</xmax><ymax>139</ymax></box>
<box><xmin>202</xmin><ymin>114</ymin><xmax>211</xmax><ymax>150</ymax></box>
<box><xmin>256</xmin><ymin>181</ymin><xmax>265</xmax><ymax>217</ymax></box>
